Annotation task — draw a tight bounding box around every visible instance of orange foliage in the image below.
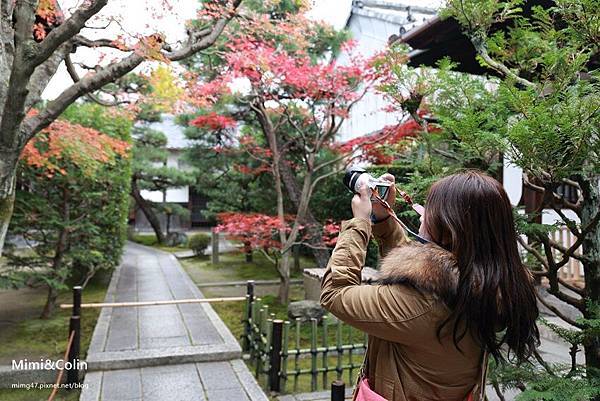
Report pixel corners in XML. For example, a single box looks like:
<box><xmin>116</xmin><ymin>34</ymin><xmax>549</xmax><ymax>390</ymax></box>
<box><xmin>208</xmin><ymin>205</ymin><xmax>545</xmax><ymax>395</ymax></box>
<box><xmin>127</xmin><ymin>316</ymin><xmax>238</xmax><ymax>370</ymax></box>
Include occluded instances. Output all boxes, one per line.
<box><xmin>33</xmin><ymin>0</ymin><xmax>64</xmax><ymax>41</ymax></box>
<box><xmin>21</xmin><ymin>119</ymin><xmax>130</xmax><ymax>177</ymax></box>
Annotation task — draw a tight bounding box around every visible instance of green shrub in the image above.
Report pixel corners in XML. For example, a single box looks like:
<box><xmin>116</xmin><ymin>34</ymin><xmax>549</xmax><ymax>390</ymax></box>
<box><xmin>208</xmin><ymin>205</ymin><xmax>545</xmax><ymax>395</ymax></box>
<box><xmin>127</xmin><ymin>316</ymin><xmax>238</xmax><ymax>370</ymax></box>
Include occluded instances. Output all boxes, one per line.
<box><xmin>189</xmin><ymin>233</ymin><xmax>211</xmax><ymax>256</ymax></box>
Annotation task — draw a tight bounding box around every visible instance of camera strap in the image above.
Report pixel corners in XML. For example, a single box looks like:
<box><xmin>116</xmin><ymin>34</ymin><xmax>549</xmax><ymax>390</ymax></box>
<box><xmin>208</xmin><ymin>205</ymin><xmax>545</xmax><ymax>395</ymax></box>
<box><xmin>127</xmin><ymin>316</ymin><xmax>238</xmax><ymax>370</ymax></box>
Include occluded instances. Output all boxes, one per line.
<box><xmin>371</xmin><ymin>192</ymin><xmax>429</xmax><ymax>244</ymax></box>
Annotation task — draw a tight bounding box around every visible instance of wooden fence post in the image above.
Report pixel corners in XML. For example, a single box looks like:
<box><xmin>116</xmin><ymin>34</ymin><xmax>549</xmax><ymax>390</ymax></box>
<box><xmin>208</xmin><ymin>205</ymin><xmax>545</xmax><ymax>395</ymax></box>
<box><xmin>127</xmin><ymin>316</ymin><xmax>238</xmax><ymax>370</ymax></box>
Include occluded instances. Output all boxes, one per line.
<box><xmin>243</xmin><ymin>281</ymin><xmax>255</xmax><ymax>352</ymax></box>
<box><xmin>67</xmin><ymin>286</ymin><xmax>81</xmax><ymax>385</ymax></box>
<box><xmin>331</xmin><ymin>380</ymin><xmax>345</xmax><ymax>401</ymax></box>
<box><xmin>269</xmin><ymin>320</ymin><xmax>284</xmax><ymax>392</ymax></box>
<box><xmin>211</xmin><ymin>228</ymin><xmax>219</xmax><ymax>264</ymax></box>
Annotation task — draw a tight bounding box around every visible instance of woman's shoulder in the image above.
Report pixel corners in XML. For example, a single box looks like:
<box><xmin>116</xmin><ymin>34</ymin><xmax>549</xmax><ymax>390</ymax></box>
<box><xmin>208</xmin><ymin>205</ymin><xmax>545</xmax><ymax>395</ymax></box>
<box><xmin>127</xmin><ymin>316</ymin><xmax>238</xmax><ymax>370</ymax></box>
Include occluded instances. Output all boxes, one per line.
<box><xmin>378</xmin><ymin>242</ymin><xmax>459</xmax><ymax>306</ymax></box>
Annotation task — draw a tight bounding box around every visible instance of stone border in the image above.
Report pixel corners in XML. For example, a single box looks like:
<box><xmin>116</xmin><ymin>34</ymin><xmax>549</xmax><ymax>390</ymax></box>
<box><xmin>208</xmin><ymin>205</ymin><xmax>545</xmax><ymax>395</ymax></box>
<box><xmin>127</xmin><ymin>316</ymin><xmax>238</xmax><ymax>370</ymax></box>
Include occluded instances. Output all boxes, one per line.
<box><xmin>231</xmin><ymin>360</ymin><xmax>269</xmax><ymax>401</ymax></box>
<box><xmin>87</xmin><ymin>343</ymin><xmax>240</xmax><ymax>371</ymax></box>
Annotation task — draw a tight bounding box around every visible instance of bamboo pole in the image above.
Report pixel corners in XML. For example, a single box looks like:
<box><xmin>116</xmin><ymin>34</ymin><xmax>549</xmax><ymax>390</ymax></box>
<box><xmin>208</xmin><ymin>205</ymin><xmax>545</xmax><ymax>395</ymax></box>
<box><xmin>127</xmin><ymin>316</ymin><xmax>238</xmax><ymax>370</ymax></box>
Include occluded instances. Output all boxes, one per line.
<box><xmin>336</xmin><ymin>319</ymin><xmax>343</xmax><ymax>381</ymax></box>
<box><xmin>294</xmin><ymin>318</ymin><xmax>301</xmax><ymax>392</ymax></box>
<box><xmin>311</xmin><ymin>318</ymin><xmax>318</xmax><ymax>392</ymax></box>
<box><xmin>282</xmin><ymin>321</ymin><xmax>290</xmax><ymax>393</ymax></box>
<box><xmin>322</xmin><ymin>315</ymin><xmax>328</xmax><ymax>390</ymax></box>
<box><xmin>59</xmin><ymin>296</ymin><xmax>246</xmax><ymax>309</ymax></box>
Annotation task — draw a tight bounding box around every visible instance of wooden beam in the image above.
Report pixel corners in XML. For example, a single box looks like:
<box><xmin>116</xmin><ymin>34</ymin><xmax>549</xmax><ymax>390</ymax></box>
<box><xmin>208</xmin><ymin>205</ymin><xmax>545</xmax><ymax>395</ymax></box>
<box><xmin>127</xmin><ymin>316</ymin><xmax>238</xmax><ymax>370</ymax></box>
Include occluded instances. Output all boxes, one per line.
<box><xmin>59</xmin><ymin>296</ymin><xmax>246</xmax><ymax>309</ymax></box>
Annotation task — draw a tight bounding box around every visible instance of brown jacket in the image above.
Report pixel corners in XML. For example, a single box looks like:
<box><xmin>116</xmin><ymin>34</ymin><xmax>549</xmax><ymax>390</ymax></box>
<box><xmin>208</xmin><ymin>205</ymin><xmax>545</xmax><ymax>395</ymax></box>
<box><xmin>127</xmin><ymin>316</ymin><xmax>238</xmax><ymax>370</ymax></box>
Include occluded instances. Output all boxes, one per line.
<box><xmin>320</xmin><ymin>217</ymin><xmax>484</xmax><ymax>401</ymax></box>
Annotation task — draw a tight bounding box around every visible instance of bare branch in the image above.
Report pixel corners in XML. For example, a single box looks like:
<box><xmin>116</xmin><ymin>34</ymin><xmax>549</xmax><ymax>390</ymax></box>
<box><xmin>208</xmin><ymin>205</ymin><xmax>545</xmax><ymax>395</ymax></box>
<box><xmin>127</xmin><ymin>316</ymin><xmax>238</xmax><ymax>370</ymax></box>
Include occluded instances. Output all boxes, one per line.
<box><xmin>557</xmin><ymin>277</ymin><xmax>585</xmax><ymax>297</ymax></box>
<box><xmin>22</xmin><ymin>0</ymin><xmax>245</xmax><ymax>142</ymax></box>
<box><xmin>73</xmin><ymin>35</ymin><xmax>125</xmax><ymax>50</ymax></box>
<box><xmin>165</xmin><ymin>0</ymin><xmax>242</xmax><ymax>61</ymax></box>
<box><xmin>522</xmin><ymin>173</ymin><xmax>545</xmax><ymax>194</ymax></box>
<box><xmin>554</xmin><ymin>210</ymin><xmax>600</xmax><ymax>269</ymax></box>
<box><xmin>24</xmin><ymin>41</ymin><xmax>72</xmax><ymax>110</ymax></box>
<box><xmin>492</xmin><ymin>381</ymin><xmax>506</xmax><ymax>401</ymax></box>
<box><xmin>547</xmin><ymin>237</ymin><xmax>588</xmax><ymax>263</ymax></box>
<box><xmin>535</xmin><ymin>291</ymin><xmax>583</xmax><ymax>328</ymax></box>
<box><xmin>64</xmin><ymin>53</ymin><xmax>127</xmax><ymax>107</ymax></box>
<box><xmin>549</xmin><ymin>204</ymin><xmax>581</xmax><ymax>236</ymax></box>
<box><xmin>539</xmin><ymin>236</ymin><xmax>585</xmax><ymax>311</ymax></box>
<box><xmin>517</xmin><ymin>235</ymin><xmax>549</xmax><ymax>270</ymax></box>
<box><xmin>22</xmin><ymin>52</ymin><xmax>145</xmax><ymax>142</ymax></box>
<box><xmin>32</xmin><ymin>0</ymin><xmax>108</xmax><ymax>68</ymax></box>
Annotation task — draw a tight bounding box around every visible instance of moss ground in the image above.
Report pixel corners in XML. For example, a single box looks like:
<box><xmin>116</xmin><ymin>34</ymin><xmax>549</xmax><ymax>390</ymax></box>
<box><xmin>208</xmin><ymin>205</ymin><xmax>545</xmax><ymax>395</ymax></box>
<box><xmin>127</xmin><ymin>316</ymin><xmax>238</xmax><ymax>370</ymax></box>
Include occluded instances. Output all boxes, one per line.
<box><xmin>182</xmin><ymin>252</ymin><xmax>363</xmax><ymax>394</ymax></box>
<box><xmin>0</xmin><ymin>270</ymin><xmax>111</xmax><ymax>400</ymax></box>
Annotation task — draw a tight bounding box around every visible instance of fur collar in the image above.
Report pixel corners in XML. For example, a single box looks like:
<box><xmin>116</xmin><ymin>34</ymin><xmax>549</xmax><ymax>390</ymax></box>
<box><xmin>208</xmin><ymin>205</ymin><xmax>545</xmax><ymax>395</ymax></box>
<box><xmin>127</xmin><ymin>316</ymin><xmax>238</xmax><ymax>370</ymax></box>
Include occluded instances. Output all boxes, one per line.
<box><xmin>378</xmin><ymin>242</ymin><xmax>459</xmax><ymax>305</ymax></box>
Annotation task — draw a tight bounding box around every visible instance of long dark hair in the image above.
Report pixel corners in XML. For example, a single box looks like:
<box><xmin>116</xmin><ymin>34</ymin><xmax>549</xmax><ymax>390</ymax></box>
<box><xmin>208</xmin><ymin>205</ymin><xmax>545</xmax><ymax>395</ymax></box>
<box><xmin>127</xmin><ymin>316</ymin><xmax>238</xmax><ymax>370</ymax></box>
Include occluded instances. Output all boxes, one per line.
<box><xmin>424</xmin><ymin>171</ymin><xmax>539</xmax><ymax>363</ymax></box>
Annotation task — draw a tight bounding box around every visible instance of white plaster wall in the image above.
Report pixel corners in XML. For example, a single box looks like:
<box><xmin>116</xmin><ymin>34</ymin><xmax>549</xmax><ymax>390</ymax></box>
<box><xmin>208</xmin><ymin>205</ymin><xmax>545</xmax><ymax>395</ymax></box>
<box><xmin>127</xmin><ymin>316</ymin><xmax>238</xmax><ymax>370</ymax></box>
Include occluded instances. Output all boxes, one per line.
<box><xmin>140</xmin><ymin>151</ymin><xmax>191</xmax><ymax>203</ymax></box>
<box><xmin>338</xmin><ymin>2</ymin><xmax>439</xmax><ymax>140</ymax></box>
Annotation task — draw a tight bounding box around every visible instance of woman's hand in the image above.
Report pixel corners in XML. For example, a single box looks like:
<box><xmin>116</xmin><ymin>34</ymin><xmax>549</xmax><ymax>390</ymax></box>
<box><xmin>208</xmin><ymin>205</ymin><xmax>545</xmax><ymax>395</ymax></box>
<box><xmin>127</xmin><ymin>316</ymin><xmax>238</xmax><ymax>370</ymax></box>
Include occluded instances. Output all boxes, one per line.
<box><xmin>351</xmin><ymin>185</ymin><xmax>372</xmax><ymax>222</ymax></box>
<box><xmin>372</xmin><ymin>173</ymin><xmax>396</xmax><ymax>221</ymax></box>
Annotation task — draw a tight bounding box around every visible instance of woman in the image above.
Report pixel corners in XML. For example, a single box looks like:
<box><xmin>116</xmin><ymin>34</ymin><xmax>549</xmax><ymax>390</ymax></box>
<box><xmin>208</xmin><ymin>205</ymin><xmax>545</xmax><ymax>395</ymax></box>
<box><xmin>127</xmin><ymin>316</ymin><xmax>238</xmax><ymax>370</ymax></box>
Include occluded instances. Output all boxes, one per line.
<box><xmin>320</xmin><ymin>171</ymin><xmax>539</xmax><ymax>401</ymax></box>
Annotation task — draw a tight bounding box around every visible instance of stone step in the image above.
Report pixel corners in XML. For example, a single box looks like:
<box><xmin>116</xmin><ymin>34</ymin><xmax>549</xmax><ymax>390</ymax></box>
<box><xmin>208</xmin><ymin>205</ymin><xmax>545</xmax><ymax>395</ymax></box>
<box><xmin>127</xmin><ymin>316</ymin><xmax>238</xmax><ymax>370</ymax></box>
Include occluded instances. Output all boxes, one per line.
<box><xmin>86</xmin><ymin>342</ymin><xmax>241</xmax><ymax>371</ymax></box>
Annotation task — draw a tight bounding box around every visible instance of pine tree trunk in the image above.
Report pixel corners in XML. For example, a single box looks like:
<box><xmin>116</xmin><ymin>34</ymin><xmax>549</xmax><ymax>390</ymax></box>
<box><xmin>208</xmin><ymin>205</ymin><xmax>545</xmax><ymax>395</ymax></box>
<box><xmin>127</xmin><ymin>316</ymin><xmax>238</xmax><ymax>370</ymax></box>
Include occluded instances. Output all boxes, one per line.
<box><xmin>40</xmin><ymin>285</ymin><xmax>58</xmax><ymax>319</ymax></box>
<box><xmin>581</xmin><ymin>176</ymin><xmax>600</xmax><ymax>376</ymax></box>
<box><xmin>0</xmin><ymin>153</ymin><xmax>17</xmax><ymax>257</ymax></box>
<box><xmin>244</xmin><ymin>242</ymin><xmax>253</xmax><ymax>262</ymax></box>
<box><xmin>131</xmin><ymin>179</ymin><xmax>166</xmax><ymax>244</ymax></box>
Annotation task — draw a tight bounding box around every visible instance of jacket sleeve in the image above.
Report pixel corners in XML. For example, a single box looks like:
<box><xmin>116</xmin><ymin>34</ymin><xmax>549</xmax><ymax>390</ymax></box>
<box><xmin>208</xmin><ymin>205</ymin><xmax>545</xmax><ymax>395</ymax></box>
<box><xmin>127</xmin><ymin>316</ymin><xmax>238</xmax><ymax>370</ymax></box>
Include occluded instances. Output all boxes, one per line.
<box><xmin>320</xmin><ymin>218</ymin><xmax>431</xmax><ymax>344</ymax></box>
<box><xmin>371</xmin><ymin>216</ymin><xmax>410</xmax><ymax>258</ymax></box>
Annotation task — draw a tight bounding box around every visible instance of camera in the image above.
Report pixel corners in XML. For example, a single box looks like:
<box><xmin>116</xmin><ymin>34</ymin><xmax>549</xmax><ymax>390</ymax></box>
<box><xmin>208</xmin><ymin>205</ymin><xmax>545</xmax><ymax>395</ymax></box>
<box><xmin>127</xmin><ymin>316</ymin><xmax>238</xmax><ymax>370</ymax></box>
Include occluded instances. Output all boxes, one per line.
<box><xmin>343</xmin><ymin>167</ymin><xmax>391</xmax><ymax>200</ymax></box>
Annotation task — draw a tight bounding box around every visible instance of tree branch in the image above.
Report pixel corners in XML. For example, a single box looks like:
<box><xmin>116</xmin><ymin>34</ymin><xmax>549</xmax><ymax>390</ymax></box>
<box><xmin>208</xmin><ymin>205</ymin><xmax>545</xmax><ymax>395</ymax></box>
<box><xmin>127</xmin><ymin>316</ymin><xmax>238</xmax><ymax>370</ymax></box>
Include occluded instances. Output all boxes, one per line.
<box><xmin>22</xmin><ymin>52</ymin><xmax>145</xmax><ymax>142</ymax></box>
<box><xmin>64</xmin><ymin>53</ymin><xmax>128</xmax><ymax>107</ymax></box>
<box><xmin>535</xmin><ymin>291</ymin><xmax>583</xmax><ymax>328</ymax></box>
<box><xmin>165</xmin><ymin>0</ymin><xmax>242</xmax><ymax>61</ymax></box>
<box><xmin>539</xmin><ymin>236</ymin><xmax>585</xmax><ymax>311</ymax></box>
<box><xmin>554</xmin><ymin>210</ymin><xmax>600</xmax><ymax>269</ymax></box>
<box><xmin>73</xmin><ymin>35</ymin><xmax>125</xmax><ymax>50</ymax></box>
<box><xmin>31</xmin><ymin>0</ymin><xmax>109</xmax><ymax>68</ymax></box>
<box><xmin>0</xmin><ymin>0</ymin><xmax>37</xmax><ymax>147</ymax></box>
<box><xmin>517</xmin><ymin>235</ymin><xmax>549</xmax><ymax>270</ymax></box>
<box><xmin>547</xmin><ymin>237</ymin><xmax>589</xmax><ymax>263</ymax></box>
<box><xmin>470</xmin><ymin>33</ymin><xmax>535</xmax><ymax>88</ymax></box>
<box><xmin>21</xmin><ymin>0</ymin><xmax>245</xmax><ymax>143</ymax></box>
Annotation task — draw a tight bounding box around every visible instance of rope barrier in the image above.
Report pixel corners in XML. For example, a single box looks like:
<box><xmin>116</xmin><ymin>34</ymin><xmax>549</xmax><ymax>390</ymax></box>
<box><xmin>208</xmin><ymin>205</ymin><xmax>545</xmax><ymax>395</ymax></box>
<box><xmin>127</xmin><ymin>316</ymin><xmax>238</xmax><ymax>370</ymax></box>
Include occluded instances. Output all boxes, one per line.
<box><xmin>59</xmin><ymin>296</ymin><xmax>246</xmax><ymax>309</ymax></box>
<box><xmin>47</xmin><ymin>330</ymin><xmax>75</xmax><ymax>401</ymax></box>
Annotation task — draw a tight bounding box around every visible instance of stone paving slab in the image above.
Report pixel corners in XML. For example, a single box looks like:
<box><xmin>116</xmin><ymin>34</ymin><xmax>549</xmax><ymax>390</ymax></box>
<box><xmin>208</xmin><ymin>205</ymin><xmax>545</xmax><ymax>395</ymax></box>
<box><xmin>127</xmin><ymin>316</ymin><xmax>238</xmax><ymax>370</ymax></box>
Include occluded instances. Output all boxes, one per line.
<box><xmin>85</xmin><ymin>242</ymin><xmax>241</xmax><ymax>371</ymax></box>
<box><xmin>80</xmin><ymin>360</ymin><xmax>268</xmax><ymax>401</ymax></box>
<box><xmin>81</xmin><ymin>243</ymin><xmax>268</xmax><ymax>400</ymax></box>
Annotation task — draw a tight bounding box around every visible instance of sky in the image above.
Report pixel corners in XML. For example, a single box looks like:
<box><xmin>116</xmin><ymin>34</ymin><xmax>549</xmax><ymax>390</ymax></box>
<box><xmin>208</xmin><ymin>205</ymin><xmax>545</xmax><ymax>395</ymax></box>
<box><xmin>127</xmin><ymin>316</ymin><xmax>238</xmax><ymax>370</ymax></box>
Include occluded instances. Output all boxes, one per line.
<box><xmin>43</xmin><ymin>0</ymin><xmax>355</xmax><ymax>99</ymax></box>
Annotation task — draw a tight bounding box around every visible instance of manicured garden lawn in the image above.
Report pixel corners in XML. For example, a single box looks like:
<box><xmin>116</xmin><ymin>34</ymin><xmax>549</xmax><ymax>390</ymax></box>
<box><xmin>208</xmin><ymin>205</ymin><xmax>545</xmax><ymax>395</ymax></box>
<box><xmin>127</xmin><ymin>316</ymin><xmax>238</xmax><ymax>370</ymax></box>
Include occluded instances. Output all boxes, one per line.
<box><xmin>0</xmin><ymin>388</ymin><xmax>79</xmax><ymax>401</ymax></box>
<box><xmin>181</xmin><ymin>251</ymin><xmax>309</xmax><ymax>283</ymax></box>
<box><xmin>130</xmin><ymin>233</ymin><xmax>191</xmax><ymax>253</ymax></box>
<box><xmin>181</xmin><ymin>251</ymin><xmax>364</xmax><ymax>394</ymax></box>
<box><xmin>0</xmin><ymin>270</ymin><xmax>111</xmax><ymax>401</ymax></box>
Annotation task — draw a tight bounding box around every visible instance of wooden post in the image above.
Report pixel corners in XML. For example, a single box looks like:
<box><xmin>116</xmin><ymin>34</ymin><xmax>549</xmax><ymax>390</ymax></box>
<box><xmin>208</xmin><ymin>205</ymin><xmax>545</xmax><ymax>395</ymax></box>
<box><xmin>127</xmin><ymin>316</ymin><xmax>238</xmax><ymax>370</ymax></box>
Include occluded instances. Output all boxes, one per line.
<box><xmin>269</xmin><ymin>320</ymin><xmax>284</xmax><ymax>392</ymax></box>
<box><xmin>67</xmin><ymin>286</ymin><xmax>81</xmax><ymax>386</ymax></box>
<box><xmin>211</xmin><ymin>227</ymin><xmax>219</xmax><ymax>264</ymax></box>
<box><xmin>243</xmin><ymin>281</ymin><xmax>255</xmax><ymax>352</ymax></box>
<box><xmin>331</xmin><ymin>380</ymin><xmax>345</xmax><ymax>401</ymax></box>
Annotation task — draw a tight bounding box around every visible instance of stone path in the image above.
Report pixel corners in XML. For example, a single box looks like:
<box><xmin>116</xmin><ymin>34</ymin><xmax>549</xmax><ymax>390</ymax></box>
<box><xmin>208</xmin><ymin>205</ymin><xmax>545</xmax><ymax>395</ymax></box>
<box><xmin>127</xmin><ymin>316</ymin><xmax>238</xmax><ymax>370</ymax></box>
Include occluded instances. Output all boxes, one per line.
<box><xmin>80</xmin><ymin>242</ymin><xmax>268</xmax><ymax>401</ymax></box>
